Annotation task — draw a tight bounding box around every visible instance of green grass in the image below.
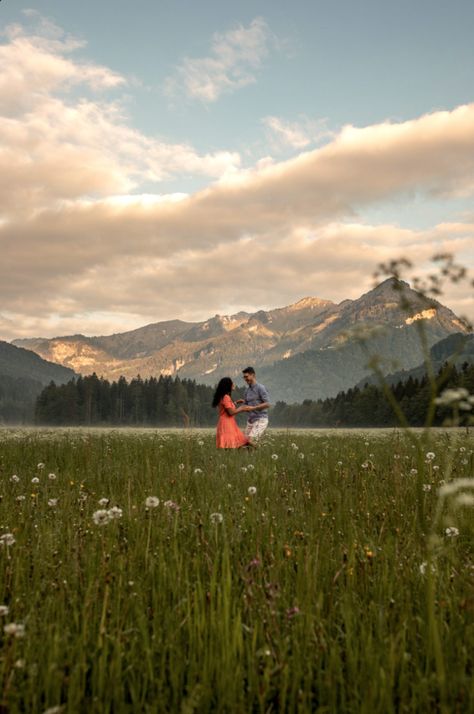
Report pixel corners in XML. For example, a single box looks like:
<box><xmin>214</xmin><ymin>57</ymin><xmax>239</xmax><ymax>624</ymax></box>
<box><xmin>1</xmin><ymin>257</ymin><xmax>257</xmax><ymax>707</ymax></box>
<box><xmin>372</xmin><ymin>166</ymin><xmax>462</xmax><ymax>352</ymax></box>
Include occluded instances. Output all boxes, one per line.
<box><xmin>0</xmin><ymin>427</ymin><xmax>473</xmax><ymax>713</ymax></box>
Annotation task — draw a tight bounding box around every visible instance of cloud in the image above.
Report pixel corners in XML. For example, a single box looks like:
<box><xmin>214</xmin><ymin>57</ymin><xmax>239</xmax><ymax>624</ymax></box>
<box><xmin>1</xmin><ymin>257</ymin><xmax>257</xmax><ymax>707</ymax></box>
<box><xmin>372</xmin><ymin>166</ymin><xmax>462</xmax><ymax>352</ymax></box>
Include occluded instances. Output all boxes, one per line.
<box><xmin>165</xmin><ymin>17</ymin><xmax>276</xmax><ymax>102</ymax></box>
<box><xmin>0</xmin><ymin>17</ymin><xmax>242</xmax><ymax>219</ymax></box>
<box><xmin>0</xmin><ymin>15</ymin><xmax>474</xmax><ymax>340</ymax></box>
<box><xmin>262</xmin><ymin>115</ymin><xmax>333</xmax><ymax>151</ymax></box>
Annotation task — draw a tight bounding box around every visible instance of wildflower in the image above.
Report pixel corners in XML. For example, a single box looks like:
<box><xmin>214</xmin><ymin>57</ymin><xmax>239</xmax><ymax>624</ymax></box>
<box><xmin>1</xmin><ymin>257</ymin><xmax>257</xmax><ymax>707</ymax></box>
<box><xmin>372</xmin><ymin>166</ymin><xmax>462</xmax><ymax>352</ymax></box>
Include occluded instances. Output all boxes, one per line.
<box><xmin>433</xmin><ymin>465</ymin><xmax>440</xmax><ymax>471</ymax></box>
<box><xmin>459</xmin><ymin>446</ymin><xmax>466</xmax><ymax>453</ymax></box>
<box><xmin>163</xmin><ymin>500</ymin><xmax>179</xmax><ymax>511</ymax></box>
<box><xmin>48</xmin><ymin>499</ymin><xmax>58</xmax><ymax>507</ymax></box>
<box><xmin>419</xmin><ymin>561</ymin><xmax>436</xmax><ymax>576</ymax></box>
<box><xmin>455</xmin><ymin>493</ymin><xmax>474</xmax><ymax>507</ymax></box>
<box><xmin>410</xmin><ymin>468</ymin><xmax>418</xmax><ymax>475</ymax></box>
<box><xmin>108</xmin><ymin>506</ymin><xmax>123</xmax><ymax>520</ymax></box>
<box><xmin>98</xmin><ymin>498</ymin><xmax>109</xmax><ymax>507</ymax></box>
<box><xmin>298</xmin><ymin>452</ymin><xmax>305</xmax><ymax>460</ymax></box>
<box><xmin>425</xmin><ymin>452</ymin><xmax>436</xmax><ymax>461</ymax></box>
<box><xmin>286</xmin><ymin>606</ymin><xmax>301</xmax><ymax>619</ymax></box>
<box><xmin>16</xmin><ymin>495</ymin><xmax>26</xmax><ymax>502</ymax></box>
<box><xmin>37</xmin><ymin>463</ymin><xmax>45</xmax><ymax>470</ymax></box>
<box><xmin>241</xmin><ymin>466</ymin><xmax>248</xmax><ymax>473</ymax></box>
<box><xmin>31</xmin><ymin>477</ymin><xmax>40</xmax><ymax>484</ymax></box>
<box><xmin>337</xmin><ymin>461</ymin><xmax>343</xmax><ymax>466</ymax></box>
<box><xmin>4</xmin><ymin>623</ymin><xmax>25</xmax><ymax>638</ymax></box>
<box><xmin>0</xmin><ymin>534</ymin><xmax>15</xmax><ymax>547</ymax></box>
<box><xmin>248</xmin><ymin>486</ymin><xmax>257</xmax><ymax>495</ymax></box>
<box><xmin>434</xmin><ymin>387</ymin><xmax>469</xmax><ymax>405</ymax></box>
<box><xmin>0</xmin><ymin>606</ymin><xmax>9</xmax><ymax>616</ymax></box>
<box><xmin>14</xmin><ymin>659</ymin><xmax>25</xmax><ymax>669</ymax></box>
<box><xmin>48</xmin><ymin>473</ymin><xmax>57</xmax><ymax>480</ymax></box>
<box><xmin>361</xmin><ymin>462</ymin><xmax>369</xmax><ymax>469</ymax></box>
<box><xmin>291</xmin><ymin>443</ymin><xmax>298</xmax><ymax>450</ymax></box>
<box><xmin>247</xmin><ymin>464</ymin><xmax>255</xmax><ymax>470</ymax></box>
<box><xmin>210</xmin><ymin>512</ymin><xmax>223</xmax><ymax>524</ymax></box>
<box><xmin>422</xmin><ymin>484</ymin><xmax>431</xmax><ymax>492</ymax></box>
<box><xmin>10</xmin><ymin>475</ymin><xmax>19</xmax><ymax>483</ymax></box>
<box><xmin>43</xmin><ymin>706</ymin><xmax>65</xmax><ymax>714</ymax></box>
<box><xmin>193</xmin><ymin>468</ymin><xmax>203</xmax><ymax>474</ymax></box>
<box><xmin>445</xmin><ymin>526</ymin><xmax>459</xmax><ymax>538</ymax></box>
<box><xmin>198</xmin><ymin>440</ymin><xmax>204</xmax><ymax>446</ymax></box>
<box><xmin>92</xmin><ymin>510</ymin><xmax>111</xmax><ymax>526</ymax></box>
<box><xmin>145</xmin><ymin>496</ymin><xmax>160</xmax><ymax>509</ymax></box>
<box><xmin>178</xmin><ymin>463</ymin><xmax>185</xmax><ymax>471</ymax></box>
<box><xmin>271</xmin><ymin>454</ymin><xmax>278</xmax><ymax>461</ymax></box>
<box><xmin>439</xmin><ymin>478</ymin><xmax>474</xmax><ymax>497</ymax></box>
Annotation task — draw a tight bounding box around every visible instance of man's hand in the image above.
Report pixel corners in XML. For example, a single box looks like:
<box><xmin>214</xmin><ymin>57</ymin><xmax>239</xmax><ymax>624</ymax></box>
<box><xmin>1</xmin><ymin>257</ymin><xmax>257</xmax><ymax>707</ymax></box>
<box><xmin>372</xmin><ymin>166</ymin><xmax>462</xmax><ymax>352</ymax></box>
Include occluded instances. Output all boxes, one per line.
<box><xmin>235</xmin><ymin>399</ymin><xmax>245</xmax><ymax>404</ymax></box>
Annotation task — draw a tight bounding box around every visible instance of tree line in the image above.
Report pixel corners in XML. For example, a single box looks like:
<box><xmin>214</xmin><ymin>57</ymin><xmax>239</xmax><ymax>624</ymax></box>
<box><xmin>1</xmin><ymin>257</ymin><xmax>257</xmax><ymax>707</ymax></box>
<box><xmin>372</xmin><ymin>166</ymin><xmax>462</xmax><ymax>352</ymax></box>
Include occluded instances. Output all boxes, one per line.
<box><xmin>271</xmin><ymin>362</ymin><xmax>474</xmax><ymax>427</ymax></box>
<box><xmin>33</xmin><ymin>362</ymin><xmax>474</xmax><ymax>428</ymax></box>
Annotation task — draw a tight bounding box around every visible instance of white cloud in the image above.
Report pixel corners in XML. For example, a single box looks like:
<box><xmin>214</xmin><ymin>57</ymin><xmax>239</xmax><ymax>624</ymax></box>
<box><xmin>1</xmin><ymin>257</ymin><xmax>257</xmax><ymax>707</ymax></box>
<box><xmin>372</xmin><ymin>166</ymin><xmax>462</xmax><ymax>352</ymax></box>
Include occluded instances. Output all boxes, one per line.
<box><xmin>262</xmin><ymin>115</ymin><xmax>333</xmax><ymax>150</ymax></box>
<box><xmin>165</xmin><ymin>17</ymin><xmax>275</xmax><ymax>102</ymax></box>
<box><xmin>0</xmin><ymin>15</ymin><xmax>473</xmax><ymax>340</ymax></box>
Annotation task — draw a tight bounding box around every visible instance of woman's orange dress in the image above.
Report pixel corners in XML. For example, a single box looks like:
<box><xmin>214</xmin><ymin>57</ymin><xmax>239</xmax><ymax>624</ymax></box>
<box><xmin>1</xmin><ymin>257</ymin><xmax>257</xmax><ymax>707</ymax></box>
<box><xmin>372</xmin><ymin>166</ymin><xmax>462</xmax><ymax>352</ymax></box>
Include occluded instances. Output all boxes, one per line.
<box><xmin>216</xmin><ymin>394</ymin><xmax>250</xmax><ymax>449</ymax></box>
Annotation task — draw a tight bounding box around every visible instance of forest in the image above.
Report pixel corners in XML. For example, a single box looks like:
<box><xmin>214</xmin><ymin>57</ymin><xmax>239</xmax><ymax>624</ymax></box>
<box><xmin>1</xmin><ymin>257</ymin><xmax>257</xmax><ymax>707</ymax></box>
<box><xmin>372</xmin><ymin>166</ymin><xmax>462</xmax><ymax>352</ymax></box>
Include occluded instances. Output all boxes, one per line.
<box><xmin>33</xmin><ymin>362</ymin><xmax>474</xmax><ymax>428</ymax></box>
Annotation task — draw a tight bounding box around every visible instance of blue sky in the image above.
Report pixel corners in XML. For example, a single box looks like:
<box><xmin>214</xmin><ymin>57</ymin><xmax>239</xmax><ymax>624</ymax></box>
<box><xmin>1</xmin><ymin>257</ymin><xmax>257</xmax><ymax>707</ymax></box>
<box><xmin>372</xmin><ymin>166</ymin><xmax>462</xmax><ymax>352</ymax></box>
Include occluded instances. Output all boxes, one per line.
<box><xmin>1</xmin><ymin>0</ymin><xmax>473</xmax><ymax>338</ymax></box>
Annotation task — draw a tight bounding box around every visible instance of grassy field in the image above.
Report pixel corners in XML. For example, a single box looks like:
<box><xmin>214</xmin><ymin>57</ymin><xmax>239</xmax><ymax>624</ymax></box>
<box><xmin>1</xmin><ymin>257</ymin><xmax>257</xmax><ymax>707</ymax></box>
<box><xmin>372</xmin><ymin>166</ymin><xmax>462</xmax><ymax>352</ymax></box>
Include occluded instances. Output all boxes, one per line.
<box><xmin>0</xmin><ymin>427</ymin><xmax>473</xmax><ymax>713</ymax></box>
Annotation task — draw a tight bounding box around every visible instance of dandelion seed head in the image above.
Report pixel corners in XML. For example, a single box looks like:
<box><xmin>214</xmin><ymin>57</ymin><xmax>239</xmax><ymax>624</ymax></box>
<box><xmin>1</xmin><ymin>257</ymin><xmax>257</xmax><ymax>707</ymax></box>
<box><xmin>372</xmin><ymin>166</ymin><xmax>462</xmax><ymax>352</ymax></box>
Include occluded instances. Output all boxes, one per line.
<box><xmin>271</xmin><ymin>454</ymin><xmax>278</xmax><ymax>461</ymax></box>
<box><xmin>210</xmin><ymin>512</ymin><xmax>223</xmax><ymax>524</ymax></box>
<box><xmin>48</xmin><ymin>499</ymin><xmax>58</xmax><ymax>507</ymax></box>
<box><xmin>248</xmin><ymin>486</ymin><xmax>257</xmax><ymax>495</ymax></box>
<box><xmin>108</xmin><ymin>506</ymin><xmax>123</xmax><ymax>520</ymax></box>
<box><xmin>445</xmin><ymin>526</ymin><xmax>459</xmax><ymax>538</ymax></box>
<box><xmin>0</xmin><ymin>533</ymin><xmax>15</xmax><ymax>546</ymax></box>
<box><xmin>92</xmin><ymin>510</ymin><xmax>111</xmax><ymax>526</ymax></box>
<box><xmin>0</xmin><ymin>606</ymin><xmax>9</xmax><ymax>616</ymax></box>
<box><xmin>31</xmin><ymin>477</ymin><xmax>39</xmax><ymax>484</ymax></box>
<box><xmin>3</xmin><ymin>622</ymin><xmax>25</xmax><ymax>638</ymax></box>
<box><xmin>145</xmin><ymin>496</ymin><xmax>160</xmax><ymax>509</ymax></box>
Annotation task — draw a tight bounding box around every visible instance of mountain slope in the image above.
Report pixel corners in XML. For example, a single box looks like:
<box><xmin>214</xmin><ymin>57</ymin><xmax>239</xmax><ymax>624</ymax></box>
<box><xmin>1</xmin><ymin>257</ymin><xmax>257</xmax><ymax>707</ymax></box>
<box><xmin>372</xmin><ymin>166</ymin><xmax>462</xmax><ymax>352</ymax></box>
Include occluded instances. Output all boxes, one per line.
<box><xmin>12</xmin><ymin>279</ymin><xmax>470</xmax><ymax>399</ymax></box>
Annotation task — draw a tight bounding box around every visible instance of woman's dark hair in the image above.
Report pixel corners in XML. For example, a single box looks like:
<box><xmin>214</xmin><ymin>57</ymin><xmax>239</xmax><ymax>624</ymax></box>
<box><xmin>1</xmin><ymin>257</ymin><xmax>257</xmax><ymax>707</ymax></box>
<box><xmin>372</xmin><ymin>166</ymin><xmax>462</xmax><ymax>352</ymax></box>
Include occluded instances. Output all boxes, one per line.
<box><xmin>212</xmin><ymin>377</ymin><xmax>233</xmax><ymax>408</ymax></box>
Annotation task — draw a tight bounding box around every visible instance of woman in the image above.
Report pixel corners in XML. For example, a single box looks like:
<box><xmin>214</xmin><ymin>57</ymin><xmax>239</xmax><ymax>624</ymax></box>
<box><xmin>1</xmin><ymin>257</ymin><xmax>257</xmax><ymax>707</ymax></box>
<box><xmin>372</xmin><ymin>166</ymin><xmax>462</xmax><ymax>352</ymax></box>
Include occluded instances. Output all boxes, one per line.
<box><xmin>212</xmin><ymin>377</ymin><xmax>253</xmax><ymax>449</ymax></box>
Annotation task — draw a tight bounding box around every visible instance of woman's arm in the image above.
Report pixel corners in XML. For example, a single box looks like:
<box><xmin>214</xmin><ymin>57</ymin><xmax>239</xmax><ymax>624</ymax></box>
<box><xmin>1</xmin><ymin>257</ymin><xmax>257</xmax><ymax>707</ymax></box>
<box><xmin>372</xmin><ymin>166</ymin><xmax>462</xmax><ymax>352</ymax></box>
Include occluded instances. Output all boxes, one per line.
<box><xmin>250</xmin><ymin>402</ymin><xmax>270</xmax><ymax>411</ymax></box>
<box><xmin>225</xmin><ymin>405</ymin><xmax>252</xmax><ymax>416</ymax></box>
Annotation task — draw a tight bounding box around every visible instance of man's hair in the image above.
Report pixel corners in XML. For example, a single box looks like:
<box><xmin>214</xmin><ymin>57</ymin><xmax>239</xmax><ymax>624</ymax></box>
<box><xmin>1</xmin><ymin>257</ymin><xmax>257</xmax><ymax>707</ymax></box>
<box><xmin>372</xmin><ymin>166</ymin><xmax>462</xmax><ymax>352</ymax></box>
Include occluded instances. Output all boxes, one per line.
<box><xmin>242</xmin><ymin>366</ymin><xmax>255</xmax><ymax>375</ymax></box>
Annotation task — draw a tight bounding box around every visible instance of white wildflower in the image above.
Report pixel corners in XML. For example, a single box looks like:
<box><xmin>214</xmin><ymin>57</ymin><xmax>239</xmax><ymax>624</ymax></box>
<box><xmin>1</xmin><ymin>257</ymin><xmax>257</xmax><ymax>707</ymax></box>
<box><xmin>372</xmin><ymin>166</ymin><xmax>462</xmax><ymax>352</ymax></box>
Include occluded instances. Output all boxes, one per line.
<box><xmin>92</xmin><ymin>510</ymin><xmax>111</xmax><ymax>526</ymax></box>
<box><xmin>10</xmin><ymin>475</ymin><xmax>19</xmax><ymax>483</ymax></box>
<box><xmin>422</xmin><ymin>484</ymin><xmax>431</xmax><ymax>492</ymax></box>
<box><xmin>210</xmin><ymin>512</ymin><xmax>223</xmax><ymax>524</ymax></box>
<box><xmin>271</xmin><ymin>454</ymin><xmax>278</xmax><ymax>461</ymax></box>
<box><xmin>291</xmin><ymin>443</ymin><xmax>298</xmax><ymax>450</ymax></box>
<box><xmin>31</xmin><ymin>477</ymin><xmax>40</xmax><ymax>484</ymax></box>
<box><xmin>361</xmin><ymin>462</ymin><xmax>369</xmax><ymax>469</ymax></box>
<box><xmin>419</xmin><ymin>561</ymin><xmax>436</xmax><ymax>576</ymax></box>
<box><xmin>247</xmin><ymin>464</ymin><xmax>255</xmax><ymax>471</ymax></box>
<box><xmin>455</xmin><ymin>493</ymin><xmax>474</xmax><ymax>507</ymax></box>
<box><xmin>48</xmin><ymin>473</ymin><xmax>57</xmax><ymax>481</ymax></box>
<box><xmin>98</xmin><ymin>498</ymin><xmax>109</xmax><ymax>507</ymax></box>
<box><xmin>178</xmin><ymin>463</ymin><xmax>185</xmax><ymax>471</ymax></box>
<box><xmin>434</xmin><ymin>387</ymin><xmax>469</xmax><ymax>405</ymax></box>
<box><xmin>445</xmin><ymin>526</ymin><xmax>459</xmax><ymax>538</ymax></box>
<box><xmin>298</xmin><ymin>452</ymin><xmax>305</xmax><ymax>460</ymax></box>
<box><xmin>37</xmin><ymin>463</ymin><xmax>45</xmax><ymax>470</ymax></box>
<box><xmin>410</xmin><ymin>468</ymin><xmax>418</xmax><ymax>475</ymax></box>
<box><xmin>16</xmin><ymin>495</ymin><xmax>26</xmax><ymax>502</ymax></box>
<box><xmin>145</xmin><ymin>496</ymin><xmax>160</xmax><ymax>509</ymax></box>
<box><xmin>108</xmin><ymin>506</ymin><xmax>123</xmax><ymax>520</ymax></box>
<box><xmin>198</xmin><ymin>440</ymin><xmax>204</xmax><ymax>446</ymax></box>
<box><xmin>241</xmin><ymin>466</ymin><xmax>248</xmax><ymax>473</ymax></box>
<box><xmin>0</xmin><ymin>534</ymin><xmax>15</xmax><ymax>547</ymax></box>
<box><xmin>439</xmin><ymin>478</ymin><xmax>474</xmax><ymax>497</ymax></box>
<box><xmin>193</xmin><ymin>468</ymin><xmax>203</xmax><ymax>474</ymax></box>
<box><xmin>425</xmin><ymin>452</ymin><xmax>435</xmax><ymax>461</ymax></box>
<box><xmin>0</xmin><ymin>606</ymin><xmax>9</xmax><ymax>616</ymax></box>
<box><xmin>48</xmin><ymin>499</ymin><xmax>58</xmax><ymax>507</ymax></box>
<box><xmin>248</xmin><ymin>486</ymin><xmax>257</xmax><ymax>496</ymax></box>
<box><xmin>4</xmin><ymin>623</ymin><xmax>25</xmax><ymax>638</ymax></box>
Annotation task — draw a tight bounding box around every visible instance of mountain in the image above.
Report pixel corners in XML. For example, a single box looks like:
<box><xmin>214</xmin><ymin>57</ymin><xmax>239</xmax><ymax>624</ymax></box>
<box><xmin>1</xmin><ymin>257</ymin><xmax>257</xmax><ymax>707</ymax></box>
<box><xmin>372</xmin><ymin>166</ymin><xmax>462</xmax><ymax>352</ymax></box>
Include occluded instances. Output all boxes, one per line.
<box><xmin>355</xmin><ymin>332</ymin><xmax>474</xmax><ymax>390</ymax></box>
<box><xmin>12</xmin><ymin>279</ymin><xmax>470</xmax><ymax>402</ymax></box>
<box><xmin>0</xmin><ymin>341</ymin><xmax>76</xmax><ymax>423</ymax></box>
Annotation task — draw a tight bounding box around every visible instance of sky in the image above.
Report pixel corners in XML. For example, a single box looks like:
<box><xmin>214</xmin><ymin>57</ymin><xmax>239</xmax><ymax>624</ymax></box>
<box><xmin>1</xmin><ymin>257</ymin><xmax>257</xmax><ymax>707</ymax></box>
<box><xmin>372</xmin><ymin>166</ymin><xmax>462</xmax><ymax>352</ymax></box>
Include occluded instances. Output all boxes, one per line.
<box><xmin>1</xmin><ymin>0</ymin><xmax>474</xmax><ymax>340</ymax></box>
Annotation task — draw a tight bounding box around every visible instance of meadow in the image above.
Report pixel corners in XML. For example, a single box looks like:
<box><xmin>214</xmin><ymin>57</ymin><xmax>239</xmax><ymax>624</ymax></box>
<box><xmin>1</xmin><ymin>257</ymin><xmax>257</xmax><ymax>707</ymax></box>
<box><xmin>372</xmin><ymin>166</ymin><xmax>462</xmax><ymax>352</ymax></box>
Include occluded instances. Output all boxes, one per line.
<box><xmin>0</xmin><ymin>427</ymin><xmax>472</xmax><ymax>713</ymax></box>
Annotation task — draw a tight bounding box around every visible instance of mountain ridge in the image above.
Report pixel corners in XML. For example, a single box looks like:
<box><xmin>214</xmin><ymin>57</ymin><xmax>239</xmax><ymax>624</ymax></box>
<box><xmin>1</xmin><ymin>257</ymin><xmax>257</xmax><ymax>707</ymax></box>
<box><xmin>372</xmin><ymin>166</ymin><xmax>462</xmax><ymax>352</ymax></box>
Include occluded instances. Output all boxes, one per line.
<box><xmin>12</xmin><ymin>278</ymin><xmax>470</xmax><ymax>400</ymax></box>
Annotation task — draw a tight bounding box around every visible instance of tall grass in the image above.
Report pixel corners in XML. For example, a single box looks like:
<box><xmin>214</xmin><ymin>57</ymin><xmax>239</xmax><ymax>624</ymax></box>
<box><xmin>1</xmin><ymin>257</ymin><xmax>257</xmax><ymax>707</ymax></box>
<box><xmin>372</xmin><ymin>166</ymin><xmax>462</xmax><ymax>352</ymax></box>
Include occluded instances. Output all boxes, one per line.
<box><xmin>0</xmin><ymin>427</ymin><xmax>472</xmax><ymax>712</ymax></box>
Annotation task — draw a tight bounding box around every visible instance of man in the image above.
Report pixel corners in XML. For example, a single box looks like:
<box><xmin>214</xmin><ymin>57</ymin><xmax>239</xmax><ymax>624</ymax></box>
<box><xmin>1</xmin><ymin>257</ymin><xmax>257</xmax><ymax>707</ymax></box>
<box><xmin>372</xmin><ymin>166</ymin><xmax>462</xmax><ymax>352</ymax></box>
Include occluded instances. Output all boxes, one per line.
<box><xmin>236</xmin><ymin>366</ymin><xmax>271</xmax><ymax>441</ymax></box>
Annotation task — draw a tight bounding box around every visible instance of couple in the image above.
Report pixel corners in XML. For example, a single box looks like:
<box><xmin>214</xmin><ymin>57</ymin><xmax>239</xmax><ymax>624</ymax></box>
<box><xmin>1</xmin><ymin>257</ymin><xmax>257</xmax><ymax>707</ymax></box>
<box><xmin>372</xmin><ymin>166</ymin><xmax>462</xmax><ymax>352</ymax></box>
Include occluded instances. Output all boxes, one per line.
<box><xmin>212</xmin><ymin>367</ymin><xmax>270</xmax><ymax>449</ymax></box>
